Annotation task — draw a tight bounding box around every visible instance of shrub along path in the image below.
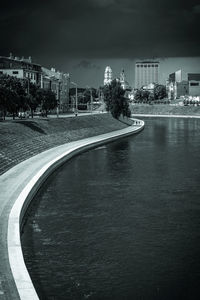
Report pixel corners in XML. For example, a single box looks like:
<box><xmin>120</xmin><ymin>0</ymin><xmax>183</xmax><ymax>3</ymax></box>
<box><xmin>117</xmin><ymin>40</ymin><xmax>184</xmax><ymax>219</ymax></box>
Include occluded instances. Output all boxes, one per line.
<box><xmin>0</xmin><ymin>114</ymin><xmax>128</xmax><ymax>175</ymax></box>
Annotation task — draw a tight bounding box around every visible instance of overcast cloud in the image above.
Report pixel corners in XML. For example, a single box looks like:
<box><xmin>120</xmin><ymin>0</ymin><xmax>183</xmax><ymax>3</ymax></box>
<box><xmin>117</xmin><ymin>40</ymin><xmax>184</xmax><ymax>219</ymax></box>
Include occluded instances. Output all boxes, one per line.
<box><xmin>1</xmin><ymin>0</ymin><xmax>200</xmax><ymax>86</ymax></box>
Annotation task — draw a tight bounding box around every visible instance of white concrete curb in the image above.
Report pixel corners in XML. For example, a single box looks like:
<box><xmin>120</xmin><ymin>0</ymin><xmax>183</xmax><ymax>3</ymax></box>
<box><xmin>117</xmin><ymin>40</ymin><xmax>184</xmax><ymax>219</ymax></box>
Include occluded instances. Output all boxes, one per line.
<box><xmin>7</xmin><ymin>118</ymin><xmax>144</xmax><ymax>300</ymax></box>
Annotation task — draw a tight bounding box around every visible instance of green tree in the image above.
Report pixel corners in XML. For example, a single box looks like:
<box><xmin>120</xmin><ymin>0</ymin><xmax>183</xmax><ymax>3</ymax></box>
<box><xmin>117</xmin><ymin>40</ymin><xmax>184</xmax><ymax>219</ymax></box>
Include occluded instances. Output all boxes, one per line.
<box><xmin>36</xmin><ymin>88</ymin><xmax>57</xmax><ymax>117</ymax></box>
<box><xmin>134</xmin><ymin>89</ymin><xmax>150</xmax><ymax>102</ymax></box>
<box><xmin>83</xmin><ymin>89</ymin><xmax>91</xmax><ymax>103</ymax></box>
<box><xmin>0</xmin><ymin>83</ymin><xmax>9</xmax><ymax>120</ymax></box>
<box><xmin>23</xmin><ymin>81</ymin><xmax>40</xmax><ymax>118</ymax></box>
<box><xmin>6</xmin><ymin>90</ymin><xmax>19</xmax><ymax>118</ymax></box>
<box><xmin>103</xmin><ymin>79</ymin><xmax>131</xmax><ymax>119</ymax></box>
<box><xmin>148</xmin><ymin>93</ymin><xmax>154</xmax><ymax>102</ymax></box>
<box><xmin>134</xmin><ymin>89</ymin><xmax>142</xmax><ymax>102</ymax></box>
<box><xmin>141</xmin><ymin>90</ymin><xmax>150</xmax><ymax>102</ymax></box>
<box><xmin>0</xmin><ymin>74</ymin><xmax>27</xmax><ymax>119</ymax></box>
<box><xmin>154</xmin><ymin>84</ymin><xmax>167</xmax><ymax>100</ymax></box>
<box><xmin>102</xmin><ymin>84</ymin><xmax>112</xmax><ymax>111</ymax></box>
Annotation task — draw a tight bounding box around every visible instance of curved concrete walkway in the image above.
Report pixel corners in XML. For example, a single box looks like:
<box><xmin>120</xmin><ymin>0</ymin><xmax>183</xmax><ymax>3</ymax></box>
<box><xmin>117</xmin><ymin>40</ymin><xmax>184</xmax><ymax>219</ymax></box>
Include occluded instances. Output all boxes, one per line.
<box><xmin>0</xmin><ymin>118</ymin><xmax>144</xmax><ymax>300</ymax></box>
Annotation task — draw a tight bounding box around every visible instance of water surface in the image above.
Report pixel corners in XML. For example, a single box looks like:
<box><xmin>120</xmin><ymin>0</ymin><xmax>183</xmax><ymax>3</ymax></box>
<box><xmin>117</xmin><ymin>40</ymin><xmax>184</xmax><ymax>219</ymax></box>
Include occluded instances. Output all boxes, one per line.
<box><xmin>22</xmin><ymin>117</ymin><xmax>200</xmax><ymax>300</ymax></box>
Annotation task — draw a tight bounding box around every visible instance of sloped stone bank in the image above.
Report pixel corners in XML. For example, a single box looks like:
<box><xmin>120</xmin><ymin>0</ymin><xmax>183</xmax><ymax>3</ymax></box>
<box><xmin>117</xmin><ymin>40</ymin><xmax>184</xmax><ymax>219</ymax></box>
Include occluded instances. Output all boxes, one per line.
<box><xmin>0</xmin><ymin>114</ymin><xmax>128</xmax><ymax>175</ymax></box>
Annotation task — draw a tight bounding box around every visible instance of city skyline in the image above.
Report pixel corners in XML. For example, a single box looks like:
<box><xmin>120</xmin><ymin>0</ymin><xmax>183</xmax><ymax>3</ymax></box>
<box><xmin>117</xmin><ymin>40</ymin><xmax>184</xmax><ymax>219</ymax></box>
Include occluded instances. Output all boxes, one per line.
<box><xmin>62</xmin><ymin>56</ymin><xmax>200</xmax><ymax>88</ymax></box>
<box><xmin>1</xmin><ymin>54</ymin><xmax>200</xmax><ymax>89</ymax></box>
<box><xmin>1</xmin><ymin>0</ymin><xmax>200</xmax><ymax>87</ymax></box>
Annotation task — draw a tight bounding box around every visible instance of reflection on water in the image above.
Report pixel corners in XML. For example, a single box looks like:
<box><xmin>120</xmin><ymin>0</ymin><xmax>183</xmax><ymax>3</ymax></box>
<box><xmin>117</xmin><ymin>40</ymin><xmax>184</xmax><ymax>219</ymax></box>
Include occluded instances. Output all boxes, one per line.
<box><xmin>21</xmin><ymin>117</ymin><xmax>200</xmax><ymax>300</ymax></box>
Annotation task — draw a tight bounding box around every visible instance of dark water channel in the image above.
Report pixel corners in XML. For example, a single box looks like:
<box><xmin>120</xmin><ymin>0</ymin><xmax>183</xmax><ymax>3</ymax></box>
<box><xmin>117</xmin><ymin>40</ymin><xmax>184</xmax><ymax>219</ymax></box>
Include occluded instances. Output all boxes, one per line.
<box><xmin>21</xmin><ymin>117</ymin><xmax>200</xmax><ymax>300</ymax></box>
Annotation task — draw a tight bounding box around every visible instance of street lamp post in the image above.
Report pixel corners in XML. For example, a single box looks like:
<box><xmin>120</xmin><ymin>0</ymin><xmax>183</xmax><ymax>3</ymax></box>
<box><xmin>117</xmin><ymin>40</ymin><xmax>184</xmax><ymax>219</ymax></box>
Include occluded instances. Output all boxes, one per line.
<box><xmin>56</xmin><ymin>81</ymin><xmax>61</xmax><ymax>118</ymax></box>
<box><xmin>90</xmin><ymin>88</ymin><xmax>93</xmax><ymax>113</ymax></box>
<box><xmin>71</xmin><ymin>81</ymin><xmax>78</xmax><ymax>116</ymax></box>
<box><xmin>99</xmin><ymin>88</ymin><xmax>104</xmax><ymax>112</ymax></box>
<box><xmin>27</xmin><ymin>78</ymin><xmax>30</xmax><ymax>96</ymax></box>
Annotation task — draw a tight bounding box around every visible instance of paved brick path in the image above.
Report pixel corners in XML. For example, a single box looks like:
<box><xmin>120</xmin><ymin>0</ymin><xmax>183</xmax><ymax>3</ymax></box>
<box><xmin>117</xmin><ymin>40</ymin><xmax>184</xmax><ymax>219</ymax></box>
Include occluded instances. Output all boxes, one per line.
<box><xmin>0</xmin><ymin>130</ymin><xmax>116</xmax><ymax>175</ymax></box>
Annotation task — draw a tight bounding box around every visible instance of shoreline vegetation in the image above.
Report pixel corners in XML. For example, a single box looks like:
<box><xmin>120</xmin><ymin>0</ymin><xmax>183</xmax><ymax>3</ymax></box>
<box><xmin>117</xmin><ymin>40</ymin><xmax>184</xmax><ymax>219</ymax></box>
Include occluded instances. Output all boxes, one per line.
<box><xmin>0</xmin><ymin>114</ymin><xmax>128</xmax><ymax>175</ymax></box>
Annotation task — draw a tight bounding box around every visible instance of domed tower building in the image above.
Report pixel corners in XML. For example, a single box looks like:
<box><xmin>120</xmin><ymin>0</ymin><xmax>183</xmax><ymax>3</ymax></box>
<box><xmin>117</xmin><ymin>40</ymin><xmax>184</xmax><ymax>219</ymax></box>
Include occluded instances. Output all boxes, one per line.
<box><xmin>120</xmin><ymin>69</ymin><xmax>126</xmax><ymax>90</ymax></box>
<box><xmin>104</xmin><ymin>66</ymin><xmax>112</xmax><ymax>86</ymax></box>
<box><xmin>120</xmin><ymin>69</ymin><xmax>132</xmax><ymax>91</ymax></box>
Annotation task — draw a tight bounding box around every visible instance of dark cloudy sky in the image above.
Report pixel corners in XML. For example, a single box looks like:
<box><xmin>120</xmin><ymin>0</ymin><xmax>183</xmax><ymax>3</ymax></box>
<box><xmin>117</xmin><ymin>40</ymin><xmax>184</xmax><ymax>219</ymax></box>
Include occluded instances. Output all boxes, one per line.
<box><xmin>1</xmin><ymin>0</ymin><xmax>200</xmax><ymax>87</ymax></box>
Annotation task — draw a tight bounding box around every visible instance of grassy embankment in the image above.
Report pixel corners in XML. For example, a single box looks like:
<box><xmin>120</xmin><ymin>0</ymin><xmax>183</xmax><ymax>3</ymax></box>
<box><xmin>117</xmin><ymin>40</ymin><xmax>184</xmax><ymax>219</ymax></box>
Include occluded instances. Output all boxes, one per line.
<box><xmin>131</xmin><ymin>104</ymin><xmax>200</xmax><ymax>116</ymax></box>
<box><xmin>0</xmin><ymin>114</ymin><xmax>128</xmax><ymax>175</ymax></box>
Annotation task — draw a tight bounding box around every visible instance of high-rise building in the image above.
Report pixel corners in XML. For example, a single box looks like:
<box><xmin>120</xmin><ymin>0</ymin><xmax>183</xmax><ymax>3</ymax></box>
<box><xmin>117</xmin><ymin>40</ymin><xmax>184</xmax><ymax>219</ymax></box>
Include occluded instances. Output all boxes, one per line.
<box><xmin>135</xmin><ymin>61</ymin><xmax>160</xmax><ymax>89</ymax></box>
<box><xmin>104</xmin><ymin>66</ymin><xmax>112</xmax><ymax>85</ymax></box>
<box><xmin>167</xmin><ymin>70</ymin><xmax>188</xmax><ymax>100</ymax></box>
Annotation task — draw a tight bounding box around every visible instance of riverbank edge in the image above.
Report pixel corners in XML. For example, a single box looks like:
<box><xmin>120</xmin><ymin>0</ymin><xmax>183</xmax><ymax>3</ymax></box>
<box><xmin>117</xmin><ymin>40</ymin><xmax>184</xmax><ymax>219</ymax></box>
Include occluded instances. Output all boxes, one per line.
<box><xmin>132</xmin><ymin>113</ymin><xmax>200</xmax><ymax>118</ymax></box>
<box><xmin>4</xmin><ymin>118</ymin><xmax>144</xmax><ymax>300</ymax></box>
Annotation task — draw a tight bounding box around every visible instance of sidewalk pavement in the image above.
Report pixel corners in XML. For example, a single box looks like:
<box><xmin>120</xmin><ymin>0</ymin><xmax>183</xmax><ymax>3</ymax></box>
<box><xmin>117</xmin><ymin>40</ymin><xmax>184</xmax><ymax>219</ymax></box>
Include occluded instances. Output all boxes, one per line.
<box><xmin>3</xmin><ymin>110</ymin><xmax>106</xmax><ymax>121</ymax></box>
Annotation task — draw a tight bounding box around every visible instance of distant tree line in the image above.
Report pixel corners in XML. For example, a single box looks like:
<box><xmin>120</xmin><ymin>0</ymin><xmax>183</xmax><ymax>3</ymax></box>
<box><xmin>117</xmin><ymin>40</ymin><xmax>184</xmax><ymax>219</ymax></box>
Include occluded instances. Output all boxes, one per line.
<box><xmin>0</xmin><ymin>74</ymin><xmax>57</xmax><ymax>120</ymax></box>
<box><xmin>134</xmin><ymin>84</ymin><xmax>167</xmax><ymax>103</ymax></box>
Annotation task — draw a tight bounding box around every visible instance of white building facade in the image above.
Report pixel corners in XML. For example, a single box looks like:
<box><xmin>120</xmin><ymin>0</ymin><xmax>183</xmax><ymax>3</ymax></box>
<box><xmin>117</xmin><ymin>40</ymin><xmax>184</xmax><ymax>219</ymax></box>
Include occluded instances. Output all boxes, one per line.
<box><xmin>104</xmin><ymin>66</ymin><xmax>112</xmax><ymax>85</ymax></box>
<box><xmin>135</xmin><ymin>61</ymin><xmax>159</xmax><ymax>89</ymax></box>
<box><xmin>188</xmin><ymin>73</ymin><xmax>200</xmax><ymax>96</ymax></box>
<box><xmin>0</xmin><ymin>54</ymin><xmax>42</xmax><ymax>87</ymax></box>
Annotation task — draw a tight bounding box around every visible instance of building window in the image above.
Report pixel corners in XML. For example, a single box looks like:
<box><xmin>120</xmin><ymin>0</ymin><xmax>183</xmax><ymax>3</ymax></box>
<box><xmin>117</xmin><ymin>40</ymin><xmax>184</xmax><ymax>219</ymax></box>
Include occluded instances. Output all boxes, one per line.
<box><xmin>190</xmin><ymin>82</ymin><xmax>199</xmax><ymax>86</ymax></box>
<box><xmin>13</xmin><ymin>71</ymin><xmax>19</xmax><ymax>74</ymax></box>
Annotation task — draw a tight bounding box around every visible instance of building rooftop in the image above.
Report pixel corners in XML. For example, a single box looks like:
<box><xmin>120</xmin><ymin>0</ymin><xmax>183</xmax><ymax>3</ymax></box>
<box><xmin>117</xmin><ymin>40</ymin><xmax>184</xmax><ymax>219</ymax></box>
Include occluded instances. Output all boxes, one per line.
<box><xmin>136</xmin><ymin>61</ymin><xmax>159</xmax><ymax>64</ymax></box>
<box><xmin>0</xmin><ymin>55</ymin><xmax>41</xmax><ymax>67</ymax></box>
